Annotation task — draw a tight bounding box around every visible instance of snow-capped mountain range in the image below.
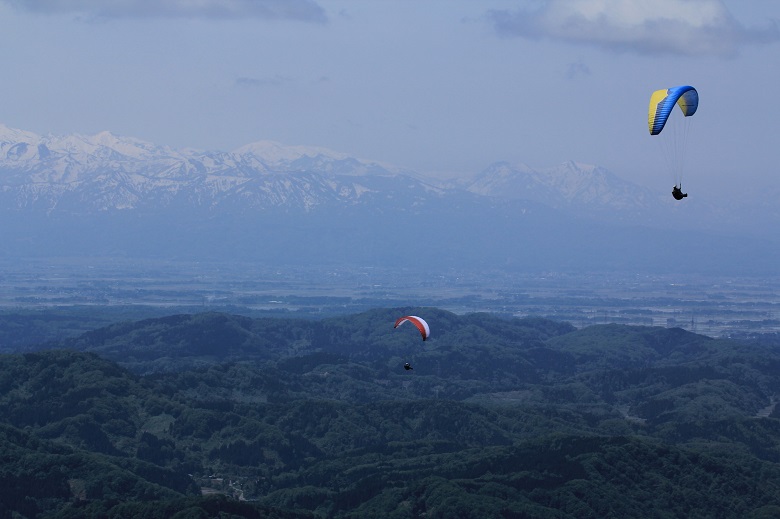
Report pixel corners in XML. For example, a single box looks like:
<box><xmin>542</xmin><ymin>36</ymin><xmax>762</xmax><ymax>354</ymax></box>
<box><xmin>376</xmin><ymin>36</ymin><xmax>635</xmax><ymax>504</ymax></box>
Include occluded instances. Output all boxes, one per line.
<box><xmin>0</xmin><ymin>123</ymin><xmax>643</xmax><ymax>215</ymax></box>
<box><xmin>0</xmin><ymin>123</ymin><xmax>427</xmax><ymax>213</ymax></box>
<box><xmin>0</xmin><ymin>124</ymin><xmax>775</xmax><ymax>275</ymax></box>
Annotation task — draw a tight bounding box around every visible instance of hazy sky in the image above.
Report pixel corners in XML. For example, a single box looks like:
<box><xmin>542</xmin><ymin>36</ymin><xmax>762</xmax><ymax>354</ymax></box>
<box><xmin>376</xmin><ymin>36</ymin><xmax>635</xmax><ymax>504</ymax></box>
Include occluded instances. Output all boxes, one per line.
<box><xmin>1</xmin><ymin>0</ymin><xmax>778</xmax><ymax>193</ymax></box>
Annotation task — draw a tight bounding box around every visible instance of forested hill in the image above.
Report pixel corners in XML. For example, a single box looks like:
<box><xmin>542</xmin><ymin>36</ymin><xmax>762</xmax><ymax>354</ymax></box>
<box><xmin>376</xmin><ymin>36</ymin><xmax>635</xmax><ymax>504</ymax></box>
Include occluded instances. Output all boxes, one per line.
<box><xmin>50</xmin><ymin>308</ymin><xmax>575</xmax><ymax>373</ymax></box>
<box><xmin>4</xmin><ymin>310</ymin><xmax>780</xmax><ymax>517</ymax></box>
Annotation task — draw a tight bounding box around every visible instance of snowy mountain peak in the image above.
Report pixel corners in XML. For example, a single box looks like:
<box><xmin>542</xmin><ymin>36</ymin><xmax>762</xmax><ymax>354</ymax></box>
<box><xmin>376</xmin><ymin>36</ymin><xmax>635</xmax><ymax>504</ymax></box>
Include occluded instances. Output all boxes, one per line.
<box><xmin>0</xmin><ymin>124</ymin><xmax>179</xmax><ymax>167</ymax></box>
<box><xmin>0</xmin><ymin>123</ymin><xmax>41</xmax><ymax>146</ymax></box>
<box><xmin>234</xmin><ymin>140</ymin><xmax>349</xmax><ymax>166</ymax></box>
<box><xmin>88</xmin><ymin>130</ymin><xmax>165</xmax><ymax>158</ymax></box>
<box><xmin>467</xmin><ymin>160</ymin><xmax>653</xmax><ymax>213</ymax></box>
<box><xmin>555</xmin><ymin>160</ymin><xmax>599</xmax><ymax>175</ymax></box>
<box><xmin>45</xmin><ymin>129</ymin><xmax>175</xmax><ymax>161</ymax></box>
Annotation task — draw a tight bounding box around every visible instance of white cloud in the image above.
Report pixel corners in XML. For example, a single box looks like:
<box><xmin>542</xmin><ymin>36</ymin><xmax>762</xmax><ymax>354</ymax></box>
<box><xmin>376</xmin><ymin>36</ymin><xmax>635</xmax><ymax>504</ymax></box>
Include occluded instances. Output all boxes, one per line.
<box><xmin>3</xmin><ymin>0</ymin><xmax>327</xmax><ymax>22</ymax></box>
<box><xmin>488</xmin><ymin>0</ymin><xmax>780</xmax><ymax>57</ymax></box>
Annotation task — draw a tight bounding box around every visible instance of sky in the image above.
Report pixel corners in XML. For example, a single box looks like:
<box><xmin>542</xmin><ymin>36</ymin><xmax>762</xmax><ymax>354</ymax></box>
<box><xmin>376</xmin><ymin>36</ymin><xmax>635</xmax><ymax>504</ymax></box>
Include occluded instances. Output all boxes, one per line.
<box><xmin>1</xmin><ymin>0</ymin><xmax>779</xmax><ymax>194</ymax></box>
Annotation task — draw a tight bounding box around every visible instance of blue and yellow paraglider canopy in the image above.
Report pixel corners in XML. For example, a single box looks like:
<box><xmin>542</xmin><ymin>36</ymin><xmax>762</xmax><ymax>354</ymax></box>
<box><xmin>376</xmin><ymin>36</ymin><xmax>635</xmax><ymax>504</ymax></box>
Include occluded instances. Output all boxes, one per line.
<box><xmin>648</xmin><ymin>85</ymin><xmax>698</xmax><ymax>135</ymax></box>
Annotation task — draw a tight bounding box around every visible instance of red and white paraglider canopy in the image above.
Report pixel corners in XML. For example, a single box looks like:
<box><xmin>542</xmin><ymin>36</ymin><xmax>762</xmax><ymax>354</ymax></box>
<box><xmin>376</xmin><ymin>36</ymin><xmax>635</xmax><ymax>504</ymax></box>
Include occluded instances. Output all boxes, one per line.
<box><xmin>394</xmin><ymin>315</ymin><xmax>430</xmax><ymax>341</ymax></box>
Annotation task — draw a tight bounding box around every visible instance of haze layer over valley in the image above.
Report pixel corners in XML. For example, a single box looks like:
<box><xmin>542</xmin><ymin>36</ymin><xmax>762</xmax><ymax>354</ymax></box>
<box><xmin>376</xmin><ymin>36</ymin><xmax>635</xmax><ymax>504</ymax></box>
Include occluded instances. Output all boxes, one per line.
<box><xmin>1</xmin><ymin>124</ymin><xmax>778</xmax><ymax>336</ymax></box>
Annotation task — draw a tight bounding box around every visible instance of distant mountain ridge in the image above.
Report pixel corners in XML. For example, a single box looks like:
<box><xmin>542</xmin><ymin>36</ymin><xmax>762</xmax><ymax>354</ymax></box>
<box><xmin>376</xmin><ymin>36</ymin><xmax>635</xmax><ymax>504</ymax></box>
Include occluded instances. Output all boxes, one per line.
<box><xmin>467</xmin><ymin>160</ymin><xmax>658</xmax><ymax>215</ymax></box>
<box><xmin>0</xmin><ymin>123</ymin><xmax>420</xmax><ymax>214</ymax></box>
<box><xmin>0</xmin><ymin>123</ymin><xmax>643</xmax><ymax>214</ymax></box>
<box><xmin>1</xmin><ymin>123</ymin><xmax>777</xmax><ymax>275</ymax></box>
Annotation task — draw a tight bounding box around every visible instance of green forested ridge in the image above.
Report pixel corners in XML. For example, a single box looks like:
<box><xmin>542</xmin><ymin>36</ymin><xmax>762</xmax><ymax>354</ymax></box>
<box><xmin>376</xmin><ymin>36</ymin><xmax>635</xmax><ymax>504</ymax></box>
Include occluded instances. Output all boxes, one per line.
<box><xmin>0</xmin><ymin>306</ymin><xmax>213</xmax><ymax>353</ymax></box>
<box><xmin>2</xmin><ymin>308</ymin><xmax>780</xmax><ymax>517</ymax></box>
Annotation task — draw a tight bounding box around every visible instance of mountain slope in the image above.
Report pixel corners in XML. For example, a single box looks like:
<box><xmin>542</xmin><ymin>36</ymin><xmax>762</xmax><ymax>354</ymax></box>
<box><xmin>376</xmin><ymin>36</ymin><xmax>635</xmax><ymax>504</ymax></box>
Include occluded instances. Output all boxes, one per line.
<box><xmin>6</xmin><ymin>312</ymin><xmax>780</xmax><ymax>516</ymax></box>
<box><xmin>43</xmin><ymin>309</ymin><xmax>780</xmax><ymax>426</ymax></box>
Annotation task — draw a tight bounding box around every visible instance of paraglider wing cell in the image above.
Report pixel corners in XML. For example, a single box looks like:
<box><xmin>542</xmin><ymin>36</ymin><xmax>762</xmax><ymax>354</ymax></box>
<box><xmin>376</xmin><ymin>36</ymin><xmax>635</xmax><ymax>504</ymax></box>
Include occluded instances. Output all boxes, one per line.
<box><xmin>394</xmin><ymin>315</ymin><xmax>430</xmax><ymax>341</ymax></box>
<box><xmin>648</xmin><ymin>85</ymin><xmax>698</xmax><ymax>135</ymax></box>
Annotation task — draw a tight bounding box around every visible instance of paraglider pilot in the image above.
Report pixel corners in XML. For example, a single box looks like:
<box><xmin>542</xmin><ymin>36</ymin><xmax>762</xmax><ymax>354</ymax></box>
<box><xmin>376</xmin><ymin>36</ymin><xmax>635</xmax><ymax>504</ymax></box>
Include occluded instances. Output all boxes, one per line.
<box><xmin>404</xmin><ymin>362</ymin><xmax>413</xmax><ymax>371</ymax></box>
<box><xmin>672</xmin><ymin>185</ymin><xmax>687</xmax><ymax>200</ymax></box>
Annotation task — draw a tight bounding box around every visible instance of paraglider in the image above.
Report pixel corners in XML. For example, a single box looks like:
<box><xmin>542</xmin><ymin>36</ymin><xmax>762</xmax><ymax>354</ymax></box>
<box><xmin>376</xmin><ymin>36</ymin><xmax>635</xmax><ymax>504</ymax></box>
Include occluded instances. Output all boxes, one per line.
<box><xmin>648</xmin><ymin>85</ymin><xmax>698</xmax><ymax>200</ymax></box>
<box><xmin>394</xmin><ymin>315</ymin><xmax>429</xmax><ymax>372</ymax></box>
<box><xmin>394</xmin><ymin>315</ymin><xmax>430</xmax><ymax>341</ymax></box>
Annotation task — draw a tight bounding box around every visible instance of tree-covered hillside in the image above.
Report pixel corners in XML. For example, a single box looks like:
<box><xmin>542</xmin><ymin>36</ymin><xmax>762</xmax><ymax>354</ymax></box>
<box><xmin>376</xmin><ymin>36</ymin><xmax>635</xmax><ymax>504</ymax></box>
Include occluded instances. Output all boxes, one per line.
<box><xmin>2</xmin><ymin>309</ymin><xmax>780</xmax><ymax>517</ymax></box>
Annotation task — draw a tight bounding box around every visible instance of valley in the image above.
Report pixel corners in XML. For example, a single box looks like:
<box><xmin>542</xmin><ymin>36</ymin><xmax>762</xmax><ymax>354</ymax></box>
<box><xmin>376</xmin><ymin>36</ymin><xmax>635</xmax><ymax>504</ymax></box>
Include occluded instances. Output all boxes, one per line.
<box><xmin>2</xmin><ymin>257</ymin><xmax>777</xmax><ymax>339</ymax></box>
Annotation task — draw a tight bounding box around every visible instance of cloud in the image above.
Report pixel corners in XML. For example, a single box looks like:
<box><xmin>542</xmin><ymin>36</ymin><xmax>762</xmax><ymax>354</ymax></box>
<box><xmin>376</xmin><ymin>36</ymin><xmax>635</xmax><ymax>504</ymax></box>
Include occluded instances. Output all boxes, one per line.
<box><xmin>488</xmin><ymin>0</ymin><xmax>780</xmax><ymax>57</ymax></box>
<box><xmin>3</xmin><ymin>0</ymin><xmax>327</xmax><ymax>22</ymax></box>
